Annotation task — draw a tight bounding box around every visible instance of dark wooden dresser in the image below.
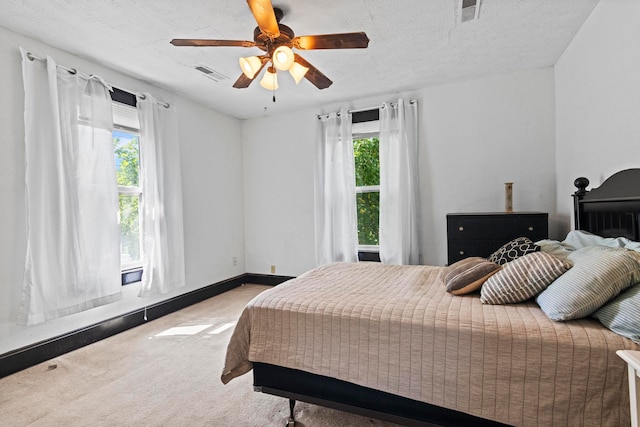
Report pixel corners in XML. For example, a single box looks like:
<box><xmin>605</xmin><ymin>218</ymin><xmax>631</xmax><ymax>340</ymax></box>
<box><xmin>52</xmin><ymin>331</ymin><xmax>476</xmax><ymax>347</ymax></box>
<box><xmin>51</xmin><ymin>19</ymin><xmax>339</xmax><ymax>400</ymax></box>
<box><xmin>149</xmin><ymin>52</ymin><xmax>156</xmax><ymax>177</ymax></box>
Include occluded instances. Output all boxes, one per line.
<box><xmin>446</xmin><ymin>212</ymin><xmax>548</xmax><ymax>264</ymax></box>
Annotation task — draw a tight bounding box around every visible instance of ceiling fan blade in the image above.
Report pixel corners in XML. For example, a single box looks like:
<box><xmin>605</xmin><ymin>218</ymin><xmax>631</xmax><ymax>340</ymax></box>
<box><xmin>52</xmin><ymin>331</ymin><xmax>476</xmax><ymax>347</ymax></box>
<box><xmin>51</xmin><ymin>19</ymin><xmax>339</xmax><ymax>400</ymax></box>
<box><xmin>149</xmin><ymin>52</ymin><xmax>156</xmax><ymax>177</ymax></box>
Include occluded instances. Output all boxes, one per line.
<box><xmin>232</xmin><ymin>73</ymin><xmax>255</xmax><ymax>89</ymax></box>
<box><xmin>246</xmin><ymin>0</ymin><xmax>280</xmax><ymax>39</ymax></box>
<box><xmin>292</xmin><ymin>32</ymin><xmax>369</xmax><ymax>50</ymax></box>
<box><xmin>294</xmin><ymin>54</ymin><xmax>332</xmax><ymax>90</ymax></box>
<box><xmin>171</xmin><ymin>39</ymin><xmax>256</xmax><ymax>48</ymax></box>
<box><xmin>232</xmin><ymin>56</ymin><xmax>270</xmax><ymax>88</ymax></box>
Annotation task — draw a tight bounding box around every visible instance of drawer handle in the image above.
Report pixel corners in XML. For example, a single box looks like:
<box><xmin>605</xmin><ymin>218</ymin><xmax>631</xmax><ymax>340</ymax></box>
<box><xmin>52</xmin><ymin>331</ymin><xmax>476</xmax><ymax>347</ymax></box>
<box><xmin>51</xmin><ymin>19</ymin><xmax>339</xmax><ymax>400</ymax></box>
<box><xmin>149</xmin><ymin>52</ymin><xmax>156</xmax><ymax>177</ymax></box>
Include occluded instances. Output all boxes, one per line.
<box><xmin>459</xmin><ymin>250</ymin><xmax>465</xmax><ymax>255</ymax></box>
<box><xmin>528</xmin><ymin>226</ymin><xmax>534</xmax><ymax>231</ymax></box>
<box><xmin>458</xmin><ymin>226</ymin><xmax>464</xmax><ymax>232</ymax></box>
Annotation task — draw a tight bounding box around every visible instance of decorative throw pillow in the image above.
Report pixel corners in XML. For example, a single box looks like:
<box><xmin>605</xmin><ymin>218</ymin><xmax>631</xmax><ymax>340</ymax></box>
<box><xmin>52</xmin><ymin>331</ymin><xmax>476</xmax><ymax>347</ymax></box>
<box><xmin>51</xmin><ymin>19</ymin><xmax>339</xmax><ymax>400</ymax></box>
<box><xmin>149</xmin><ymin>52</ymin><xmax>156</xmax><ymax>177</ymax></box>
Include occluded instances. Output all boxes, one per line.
<box><xmin>480</xmin><ymin>252</ymin><xmax>570</xmax><ymax>305</ymax></box>
<box><xmin>443</xmin><ymin>257</ymin><xmax>501</xmax><ymax>295</ymax></box>
<box><xmin>488</xmin><ymin>237</ymin><xmax>540</xmax><ymax>265</ymax></box>
<box><xmin>536</xmin><ymin>239</ymin><xmax>575</xmax><ymax>261</ymax></box>
<box><xmin>536</xmin><ymin>246</ymin><xmax>640</xmax><ymax>321</ymax></box>
<box><xmin>593</xmin><ymin>284</ymin><xmax>640</xmax><ymax>343</ymax></box>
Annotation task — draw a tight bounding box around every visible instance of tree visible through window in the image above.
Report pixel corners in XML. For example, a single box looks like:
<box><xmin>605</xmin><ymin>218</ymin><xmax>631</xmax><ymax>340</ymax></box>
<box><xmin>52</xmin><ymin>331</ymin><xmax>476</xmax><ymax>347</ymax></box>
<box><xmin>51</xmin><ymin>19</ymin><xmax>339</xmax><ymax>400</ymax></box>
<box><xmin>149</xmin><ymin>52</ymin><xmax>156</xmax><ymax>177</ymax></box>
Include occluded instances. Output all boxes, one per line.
<box><xmin>113</xmin><ymin>129</ymin><xmax>141</xmax><ymax>267</ymax></box>
<box><xmin>112</xmin><ymin>99</ymin><xmax>142</xmax><ymax>272</ymax></box>
<box><xmin>354</xmin><ymin>136</ymin><xmax>380</xmax><ymax>246</ymax></box>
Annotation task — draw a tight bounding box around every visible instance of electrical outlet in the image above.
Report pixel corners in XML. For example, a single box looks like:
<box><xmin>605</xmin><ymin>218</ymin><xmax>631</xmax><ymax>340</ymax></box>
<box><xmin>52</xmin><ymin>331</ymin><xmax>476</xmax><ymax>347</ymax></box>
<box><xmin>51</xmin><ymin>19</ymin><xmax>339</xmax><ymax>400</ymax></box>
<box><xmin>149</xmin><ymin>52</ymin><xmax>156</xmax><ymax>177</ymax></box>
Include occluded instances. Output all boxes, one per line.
<box><xmin>232</xmin><ymin>256</ymin><xmax>237</xmax><ymax>266</ymax></box>
<box><xmin>270</xmin><ymin>265</ymin><xmax>276</xmax><ymax>274</ymax></box>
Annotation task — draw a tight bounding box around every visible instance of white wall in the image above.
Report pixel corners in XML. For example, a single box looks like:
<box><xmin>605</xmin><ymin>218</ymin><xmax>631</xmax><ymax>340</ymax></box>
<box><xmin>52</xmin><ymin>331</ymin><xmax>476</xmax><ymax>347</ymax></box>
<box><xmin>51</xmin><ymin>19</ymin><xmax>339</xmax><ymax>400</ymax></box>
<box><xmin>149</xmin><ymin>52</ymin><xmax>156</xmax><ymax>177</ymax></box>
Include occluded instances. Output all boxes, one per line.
<box><xmin>0</xmin><ymin>26</ymin><xmax>245</xmax><ymax>354</ymax></box>
<box><xmin>243</xmin><ymin>67</ymin><xmax>557</xmax><ymax>271</ymax></box>
<box><xmin>423</xmin><ymin>68</ymin><xmax>557</xmax><ymax>263</ymax></box>
<box><xmin>242</xmin><ymin>111</ymin><xmax>318</xmax><ymax>276</ymax></box>
<box><xmin>179</xmin><ymin>101</ymin><xmax>245</xmax><ymax>287</ymax></box>
<box><xmin>555</xmin><ymin>0</ymin><xmax>640</xmax><ymax>235</ymax></box>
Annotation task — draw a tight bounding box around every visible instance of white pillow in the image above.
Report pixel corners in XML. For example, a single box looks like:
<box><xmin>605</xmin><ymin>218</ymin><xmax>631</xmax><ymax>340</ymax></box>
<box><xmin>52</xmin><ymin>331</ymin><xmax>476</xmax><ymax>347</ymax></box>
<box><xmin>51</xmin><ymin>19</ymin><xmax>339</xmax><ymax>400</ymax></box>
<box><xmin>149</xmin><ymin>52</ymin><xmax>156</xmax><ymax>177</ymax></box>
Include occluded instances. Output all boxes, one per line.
<box><xmin>535</xmin><ymin>239</ymin><xmax>575</xmax><ymax>261</ymax></box>
<box><xmin>593</xmin><ymin>284</ymin><xmax>640</xmax><ymax>344</ymax></box>
<box><xmin>562</xmin><ymin>230</ymin><xmax>629</xmax><ymax>249</ymax></box>
<box><xmin>536</xmin><ymin>246</ymin><xmax>640</xmax><ymax>321</ymax></box>
<box><xmin>625</xmin><ymin>240</ymin><xmax>640</xmax><ymax>252</ymax></box>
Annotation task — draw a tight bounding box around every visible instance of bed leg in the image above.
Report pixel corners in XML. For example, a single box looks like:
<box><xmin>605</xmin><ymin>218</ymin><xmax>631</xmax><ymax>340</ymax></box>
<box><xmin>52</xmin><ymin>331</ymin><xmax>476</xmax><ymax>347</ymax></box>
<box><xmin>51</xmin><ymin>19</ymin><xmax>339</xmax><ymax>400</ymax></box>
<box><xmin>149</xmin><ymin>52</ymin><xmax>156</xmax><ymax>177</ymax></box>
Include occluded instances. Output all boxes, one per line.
<box><xmin>286</xmin><ymin>399</ymin><xmax>296</xmax><ymax>427</ymax></box>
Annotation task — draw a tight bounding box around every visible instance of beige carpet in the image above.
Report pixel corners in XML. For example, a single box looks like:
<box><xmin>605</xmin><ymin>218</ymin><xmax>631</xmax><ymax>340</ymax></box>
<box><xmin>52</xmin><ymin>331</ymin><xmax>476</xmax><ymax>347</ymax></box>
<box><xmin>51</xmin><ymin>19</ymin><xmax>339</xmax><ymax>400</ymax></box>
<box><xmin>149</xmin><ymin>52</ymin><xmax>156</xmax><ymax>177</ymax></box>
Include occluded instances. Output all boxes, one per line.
<box><xmin>0</xmin><ymin>284</ymin><xmax>404</xmax><ymax>426</ymax></box>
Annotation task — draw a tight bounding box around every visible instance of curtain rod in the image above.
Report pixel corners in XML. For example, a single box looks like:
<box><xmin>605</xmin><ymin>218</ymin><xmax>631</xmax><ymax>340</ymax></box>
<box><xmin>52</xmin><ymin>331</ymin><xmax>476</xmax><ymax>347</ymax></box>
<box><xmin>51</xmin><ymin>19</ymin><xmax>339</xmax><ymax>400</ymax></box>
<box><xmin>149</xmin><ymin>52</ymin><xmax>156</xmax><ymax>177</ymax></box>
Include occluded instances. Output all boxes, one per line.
<box><xmin>317</xmin><ymin>99</ymin><xmax>417</xmax><ymax>120</ymax></box>
<box><xmin>137</xmin><ymin>94</ymin><xmax>170</xmax><ymax>109</ymax></box>
<box><xmin>25</xmin><ymin>51</ymin><xmax>170</xmax><ymax>109</ymax></box>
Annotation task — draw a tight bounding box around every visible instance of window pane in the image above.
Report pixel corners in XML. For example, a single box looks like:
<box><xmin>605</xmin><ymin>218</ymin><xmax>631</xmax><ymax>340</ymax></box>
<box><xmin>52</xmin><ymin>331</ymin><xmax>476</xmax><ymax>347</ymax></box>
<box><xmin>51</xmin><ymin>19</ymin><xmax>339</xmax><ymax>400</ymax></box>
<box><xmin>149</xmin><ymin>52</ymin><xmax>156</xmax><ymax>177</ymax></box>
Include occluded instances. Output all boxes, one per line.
<box><xmin>357</xmin><ymin>191</ymin><xmax>379</xmax><ymax>245</ymax></box>
<box><xmin>119</xmin><ymin>194</ymin><xmax>141</xmax><ymax>265</ymax></box>
<box><xmin>353</xmin><ymin>137</ymin><xmax>380</xmax><ymax>187</ymax></box>
<box><xmin>113</xmin><ymin>130</ymin><xmax>140</xmax><ymax>186</ymax></box>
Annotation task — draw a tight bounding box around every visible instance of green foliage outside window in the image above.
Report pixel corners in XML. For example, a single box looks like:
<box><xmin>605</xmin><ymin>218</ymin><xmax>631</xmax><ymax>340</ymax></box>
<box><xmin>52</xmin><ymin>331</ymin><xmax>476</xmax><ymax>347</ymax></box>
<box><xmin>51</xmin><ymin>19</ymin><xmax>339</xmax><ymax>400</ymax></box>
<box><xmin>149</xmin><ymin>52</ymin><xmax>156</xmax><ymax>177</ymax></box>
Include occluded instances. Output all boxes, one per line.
<box><xmin>353</xmin><ymin>137</ymin><xmax>380</xmax><ymax>246</ymax></box>
<box><xmin>115</xmin><ymin>135</ymin><xmax>139</xmax><ymax>187</ymax></box>
<box><xmin>114</xmin><ymin>133</ymin><xmax>141</xmax><ymax>264</ymax></box>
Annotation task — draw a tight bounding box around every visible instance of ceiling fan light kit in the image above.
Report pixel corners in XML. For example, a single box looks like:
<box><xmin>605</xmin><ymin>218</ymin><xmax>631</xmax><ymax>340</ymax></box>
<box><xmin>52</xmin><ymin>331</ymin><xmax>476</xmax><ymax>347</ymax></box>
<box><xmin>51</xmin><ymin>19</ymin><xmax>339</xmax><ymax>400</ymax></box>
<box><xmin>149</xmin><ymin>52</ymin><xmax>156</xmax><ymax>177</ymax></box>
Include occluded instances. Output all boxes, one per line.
<box><xmin>239</xmin><ymin>56</ymin><xmax>262</xmax><ymax>79</ymax></box>
<box><xmin>170</xmin><ymin>0</ymin><xmax>369</xmax><ymax>95</ymax></box>
<box><xmin>288</xmin><ymin>62</ymin><xmax>309</xmax><ymax>85</ymax></box>
<box><xmin>260</xmin><ymin>66</ymin><xmax>278</xmax><ymax>90</ymax></box>
<box><xmin>273</xmin><ymin>45</ymin><xmax>294</xmax><ymax>71</ymax></box>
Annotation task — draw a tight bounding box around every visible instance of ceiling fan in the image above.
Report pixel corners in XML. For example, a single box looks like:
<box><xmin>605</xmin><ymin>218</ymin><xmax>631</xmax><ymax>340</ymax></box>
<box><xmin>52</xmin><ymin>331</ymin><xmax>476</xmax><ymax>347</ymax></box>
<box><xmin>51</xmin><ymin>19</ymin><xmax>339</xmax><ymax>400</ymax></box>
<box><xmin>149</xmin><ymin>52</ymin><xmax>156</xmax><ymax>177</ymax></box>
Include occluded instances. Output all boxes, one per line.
<box><xmin>170</xmin><ymin>0</ymin><xmax>369</xmax><ymax>92</ymax></box>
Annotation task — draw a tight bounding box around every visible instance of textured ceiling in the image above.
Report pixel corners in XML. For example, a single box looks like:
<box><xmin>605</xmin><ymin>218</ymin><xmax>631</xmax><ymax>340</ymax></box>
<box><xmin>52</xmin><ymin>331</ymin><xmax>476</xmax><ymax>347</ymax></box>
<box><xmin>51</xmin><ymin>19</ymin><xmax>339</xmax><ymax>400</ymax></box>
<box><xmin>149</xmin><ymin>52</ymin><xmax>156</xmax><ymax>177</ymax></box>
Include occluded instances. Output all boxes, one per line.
<box><xmin>0</xmin><ymin>0</ymin><xmax>599</xmax><ymax>119</ymax></box>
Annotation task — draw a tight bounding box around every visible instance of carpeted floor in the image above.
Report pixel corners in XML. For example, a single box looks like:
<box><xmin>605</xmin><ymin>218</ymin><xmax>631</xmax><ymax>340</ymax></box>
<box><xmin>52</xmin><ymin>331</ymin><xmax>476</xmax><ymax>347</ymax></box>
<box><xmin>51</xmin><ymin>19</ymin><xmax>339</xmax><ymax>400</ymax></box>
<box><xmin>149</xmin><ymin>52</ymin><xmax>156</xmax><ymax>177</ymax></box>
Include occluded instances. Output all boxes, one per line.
<box><xmin>0</xmin><ymin>284</ymin><xmax>403</xmax><ymax>426</ymax></box>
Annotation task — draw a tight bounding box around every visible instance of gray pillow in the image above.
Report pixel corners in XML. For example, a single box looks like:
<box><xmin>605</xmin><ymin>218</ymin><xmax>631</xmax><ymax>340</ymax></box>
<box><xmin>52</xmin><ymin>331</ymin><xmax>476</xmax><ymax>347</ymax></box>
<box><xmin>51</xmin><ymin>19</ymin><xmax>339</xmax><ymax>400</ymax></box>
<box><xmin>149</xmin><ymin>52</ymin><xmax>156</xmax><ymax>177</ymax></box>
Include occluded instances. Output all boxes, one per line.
<box><xmin>536</xmin><ymin>246</ymin><xmax>640</xmax><ymax>321</ymax></box>
<box><xmin>481</xmin><ymin>252</ymin><xmax>570</xmax><ymax>305</ymax></box>
<box><xmin>443</xmin><ymin>257</ymin><xmax>500</xmax><ymax>295</ymax></box>
<box><xmin>593</xmin><ymin>284</ymin><xmax>640</xmax><ymax>343</ymax></box>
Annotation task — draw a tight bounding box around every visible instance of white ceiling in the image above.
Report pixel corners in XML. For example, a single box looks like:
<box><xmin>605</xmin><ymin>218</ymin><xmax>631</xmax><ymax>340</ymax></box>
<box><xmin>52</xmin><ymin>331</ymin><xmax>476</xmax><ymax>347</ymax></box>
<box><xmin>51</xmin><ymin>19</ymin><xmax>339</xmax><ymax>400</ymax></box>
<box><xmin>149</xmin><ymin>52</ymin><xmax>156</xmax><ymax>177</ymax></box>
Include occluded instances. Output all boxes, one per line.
<box><xmin>0</xmin><ymin>0</ymin><xmax>599</xmax><ymax>119</ymax></box>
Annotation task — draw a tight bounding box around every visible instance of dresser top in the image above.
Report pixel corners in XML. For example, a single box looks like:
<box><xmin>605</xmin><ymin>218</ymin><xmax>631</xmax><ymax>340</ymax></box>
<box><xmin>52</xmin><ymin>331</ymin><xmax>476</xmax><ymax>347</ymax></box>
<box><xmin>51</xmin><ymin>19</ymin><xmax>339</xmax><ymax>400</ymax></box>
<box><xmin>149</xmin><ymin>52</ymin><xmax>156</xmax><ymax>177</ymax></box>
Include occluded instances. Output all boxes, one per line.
<box><xmin>447</xmin><ymin>211</ymin><xmax>548</xmax><ymax>216</ymax></box>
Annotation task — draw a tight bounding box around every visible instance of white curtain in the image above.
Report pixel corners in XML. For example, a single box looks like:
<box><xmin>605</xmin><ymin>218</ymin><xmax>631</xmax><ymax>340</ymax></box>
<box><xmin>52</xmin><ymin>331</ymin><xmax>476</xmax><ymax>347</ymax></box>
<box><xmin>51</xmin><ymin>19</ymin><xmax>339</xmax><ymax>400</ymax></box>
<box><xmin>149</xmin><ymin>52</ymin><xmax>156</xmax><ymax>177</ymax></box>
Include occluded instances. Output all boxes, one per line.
<box><xmin>379</xmin><ymin>99</ymin><xmax>421</xmax><ymax>265</ymax></box>
<box><xmin>315</xmin><ymin>108</ymin><xmax>358</xmax><ymax>265</ymax></box>
<box><xmin>137</xmin><ymin>93</ymin><xmax>186</xmax><ymax>296</ymax></box>
<box><xmin>19</xmin><ymin>48</ymin><xmax>121</xmax><ymax>325</ymax></box>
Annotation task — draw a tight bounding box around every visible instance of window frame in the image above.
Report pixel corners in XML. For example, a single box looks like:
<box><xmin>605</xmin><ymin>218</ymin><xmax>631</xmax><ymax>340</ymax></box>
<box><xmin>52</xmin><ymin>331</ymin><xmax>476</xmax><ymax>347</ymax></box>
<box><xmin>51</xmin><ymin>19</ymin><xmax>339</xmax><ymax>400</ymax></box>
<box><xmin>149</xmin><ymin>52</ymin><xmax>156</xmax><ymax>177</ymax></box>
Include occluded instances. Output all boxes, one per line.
<box><xmin>112</xmin><ymin>125</ymin><xmax>143</xmax><ymax>272</ymax></box>
<box><xmin>111</xmin><ymin>88</ymin><xmax>143</xmax><ymax>285</ymax></box>
<box><xmin>352</xmin><ymin>109</ymin><xmax>381</xmax><ymax>261</ymax></box>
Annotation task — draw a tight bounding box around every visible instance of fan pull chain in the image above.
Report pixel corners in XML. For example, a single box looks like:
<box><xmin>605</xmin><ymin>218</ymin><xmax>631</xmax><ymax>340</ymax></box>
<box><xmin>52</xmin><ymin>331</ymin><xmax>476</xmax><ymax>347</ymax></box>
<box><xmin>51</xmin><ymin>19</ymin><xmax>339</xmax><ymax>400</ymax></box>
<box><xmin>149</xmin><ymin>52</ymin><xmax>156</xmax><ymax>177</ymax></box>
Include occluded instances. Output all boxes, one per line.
<box><xmin>272</xmin><ymin>69</ymin><xmax>276</xmax><ymax>103</ymax></box>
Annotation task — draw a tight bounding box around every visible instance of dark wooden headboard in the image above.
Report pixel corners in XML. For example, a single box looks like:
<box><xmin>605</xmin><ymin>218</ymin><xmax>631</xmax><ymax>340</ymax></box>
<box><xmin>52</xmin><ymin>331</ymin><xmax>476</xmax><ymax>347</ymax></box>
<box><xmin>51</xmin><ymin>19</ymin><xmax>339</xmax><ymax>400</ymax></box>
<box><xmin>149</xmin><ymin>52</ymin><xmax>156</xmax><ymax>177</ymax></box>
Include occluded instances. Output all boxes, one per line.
<box><xmin>573</xmin><ymin>168</ymin><xmax>640</xmax><ymax>240</ymax></box>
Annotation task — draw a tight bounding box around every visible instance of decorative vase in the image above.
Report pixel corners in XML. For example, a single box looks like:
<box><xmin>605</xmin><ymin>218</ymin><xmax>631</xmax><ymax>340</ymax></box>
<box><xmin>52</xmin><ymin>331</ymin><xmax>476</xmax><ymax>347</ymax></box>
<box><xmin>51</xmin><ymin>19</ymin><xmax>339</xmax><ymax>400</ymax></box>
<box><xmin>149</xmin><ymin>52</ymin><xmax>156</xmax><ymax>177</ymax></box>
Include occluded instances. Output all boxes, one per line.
<box><xmin>505</xmin><ymin>182</ymin><xmax>513</xmax><ymax>212</ymax></box>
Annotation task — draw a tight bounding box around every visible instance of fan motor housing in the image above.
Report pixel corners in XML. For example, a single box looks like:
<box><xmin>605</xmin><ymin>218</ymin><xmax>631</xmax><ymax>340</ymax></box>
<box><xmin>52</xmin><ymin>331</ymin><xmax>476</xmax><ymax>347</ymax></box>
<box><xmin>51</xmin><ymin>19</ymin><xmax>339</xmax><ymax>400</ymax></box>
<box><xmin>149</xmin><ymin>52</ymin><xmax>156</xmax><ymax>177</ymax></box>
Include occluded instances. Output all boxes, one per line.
<box><xmin>254</xmin><ymin>24</ymin><xmax>295</xmax><ymax>52</ymax></box>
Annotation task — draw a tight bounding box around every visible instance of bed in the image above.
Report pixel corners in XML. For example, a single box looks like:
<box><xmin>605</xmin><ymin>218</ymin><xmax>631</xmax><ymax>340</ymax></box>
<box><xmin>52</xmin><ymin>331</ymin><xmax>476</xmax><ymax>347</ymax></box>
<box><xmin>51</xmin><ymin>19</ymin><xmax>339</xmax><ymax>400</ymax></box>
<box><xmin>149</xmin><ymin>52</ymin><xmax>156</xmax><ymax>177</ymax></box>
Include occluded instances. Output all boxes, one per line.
<box><xmin>222</xmin><ymin>169</ymin><xmax>640</xmax><ymax>427</ymax></box>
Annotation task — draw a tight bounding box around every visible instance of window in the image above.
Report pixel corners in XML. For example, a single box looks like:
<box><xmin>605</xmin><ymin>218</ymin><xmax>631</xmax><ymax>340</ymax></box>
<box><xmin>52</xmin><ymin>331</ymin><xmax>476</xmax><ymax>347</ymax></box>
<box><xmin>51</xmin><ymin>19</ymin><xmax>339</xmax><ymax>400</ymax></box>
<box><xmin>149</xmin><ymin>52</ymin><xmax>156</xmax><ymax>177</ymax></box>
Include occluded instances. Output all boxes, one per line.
<box><xmin>112</xmin><ymin>94</ymin><xmax>143</xmax><ymax>281</ymax></box>
<box><xmin>352</xmin><ymin>110</ymin><xmax>380</xmax><ymax>256</ymax></box>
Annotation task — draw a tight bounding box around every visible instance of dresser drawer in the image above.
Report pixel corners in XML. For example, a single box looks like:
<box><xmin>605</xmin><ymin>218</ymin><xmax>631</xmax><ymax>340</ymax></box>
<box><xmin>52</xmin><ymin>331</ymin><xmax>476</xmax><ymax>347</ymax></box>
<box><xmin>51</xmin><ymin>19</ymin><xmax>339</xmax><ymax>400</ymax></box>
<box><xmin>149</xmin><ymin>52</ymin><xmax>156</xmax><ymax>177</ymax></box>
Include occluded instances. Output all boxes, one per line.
<box><xmin>447</xmin><ymin>214</ymin><xmax>547</xmax><ymax>241</ymax></box>
<box><xmin>447</xmin><ymin>240</ymin><xmax>505</xmax><ymax>262</ymax></box>
<box><xmin>446</xmin><ymin>212</ymin><xmax>549</xmax><ymax>264</ymax></box>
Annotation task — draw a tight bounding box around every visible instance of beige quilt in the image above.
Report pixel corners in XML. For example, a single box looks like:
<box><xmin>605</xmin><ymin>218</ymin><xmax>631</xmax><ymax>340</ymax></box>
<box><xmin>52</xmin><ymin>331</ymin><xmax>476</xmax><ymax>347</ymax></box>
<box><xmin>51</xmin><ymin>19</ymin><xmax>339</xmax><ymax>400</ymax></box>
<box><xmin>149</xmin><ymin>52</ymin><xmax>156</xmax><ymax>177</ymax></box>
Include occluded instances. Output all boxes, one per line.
<box><xmin>222</xmin><ymin>262</ymin><xmax>640</xmax><ymax>426</ymax></box>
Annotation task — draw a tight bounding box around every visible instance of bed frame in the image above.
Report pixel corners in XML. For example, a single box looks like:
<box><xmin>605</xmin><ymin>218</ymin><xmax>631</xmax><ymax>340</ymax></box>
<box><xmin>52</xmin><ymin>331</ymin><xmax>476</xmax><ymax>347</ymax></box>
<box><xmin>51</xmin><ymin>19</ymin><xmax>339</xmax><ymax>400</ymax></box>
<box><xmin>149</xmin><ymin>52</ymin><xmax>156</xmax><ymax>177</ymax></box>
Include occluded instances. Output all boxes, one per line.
<box><xmin>573</xmin><ymin>169</ymin><xmax>640</xmax><ymax>240</ymax></box>
<box><xmin>253</xmin><ymin>363</ymin><xmax>506</xmax><ymax>426</ymax></box>
<box><xmin>253</xmin><ymin>168</ymin><xmax>640</xmax><ymax>427</ymax></box>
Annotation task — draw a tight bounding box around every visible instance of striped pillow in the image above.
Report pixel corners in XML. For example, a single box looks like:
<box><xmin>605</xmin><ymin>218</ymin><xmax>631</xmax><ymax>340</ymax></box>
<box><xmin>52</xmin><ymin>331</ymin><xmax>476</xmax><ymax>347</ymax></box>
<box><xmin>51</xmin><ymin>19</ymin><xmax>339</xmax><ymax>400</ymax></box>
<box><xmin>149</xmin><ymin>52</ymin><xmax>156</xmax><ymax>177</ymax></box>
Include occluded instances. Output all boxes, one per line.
<box><xmin>443</xmin><ymin>257</ymin><xmax>501</xmax><ymax>295</ymax></box>
<box><xmin>536</xmin><ymin>246</ymin><xmax>640</xmax><ymax>321</ymax></box>
<box><xmin>593</xmin><ymin>284</ymin><xmax>640</xmax><ymax>343</ymax></box>
<box><xmin>481</xmin><ymin>252</ymin><xmax>570</xmax><ymax>304</ymax></box>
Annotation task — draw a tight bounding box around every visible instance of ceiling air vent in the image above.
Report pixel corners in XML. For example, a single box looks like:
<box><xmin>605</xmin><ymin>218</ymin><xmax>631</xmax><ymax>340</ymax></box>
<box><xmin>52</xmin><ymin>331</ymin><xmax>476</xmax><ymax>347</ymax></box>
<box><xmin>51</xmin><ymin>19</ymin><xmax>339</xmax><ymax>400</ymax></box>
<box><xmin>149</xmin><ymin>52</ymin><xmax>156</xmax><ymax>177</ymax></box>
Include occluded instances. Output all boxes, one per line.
<box><xmin>461</xmin><ymin>0</ymin><xmax>481</xmax><ymax>22</ymax></box>
<box><xmin>194</xmin><ymin>65</ymin><xmax>229</xmax><ymax>82</ymax></box>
